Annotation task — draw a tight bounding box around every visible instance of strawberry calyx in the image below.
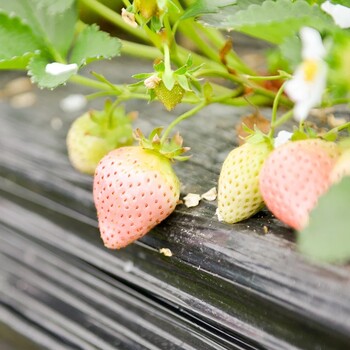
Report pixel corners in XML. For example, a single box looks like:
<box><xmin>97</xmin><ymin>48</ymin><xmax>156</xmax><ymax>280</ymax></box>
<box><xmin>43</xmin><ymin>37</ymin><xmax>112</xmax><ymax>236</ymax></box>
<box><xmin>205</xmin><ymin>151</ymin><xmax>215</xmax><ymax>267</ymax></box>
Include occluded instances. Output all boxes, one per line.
<box><xmin>131</xmin><ymin>54</ymin><xmax>202</xmax><ymax>110</ymax></box>
<box><xmin>87</xmin><ymin>102</ymin><xmax>135</xmax><ymax>148</ymax></box>
<box><xmin>241</xmin><ymin>124</ymin><xmax>274</xmax><ymax>149</ymax></box>
<box><xmin>134</xmin><ymin>127</ymin><xmax>191</xmax><ymax>161</ymax></box>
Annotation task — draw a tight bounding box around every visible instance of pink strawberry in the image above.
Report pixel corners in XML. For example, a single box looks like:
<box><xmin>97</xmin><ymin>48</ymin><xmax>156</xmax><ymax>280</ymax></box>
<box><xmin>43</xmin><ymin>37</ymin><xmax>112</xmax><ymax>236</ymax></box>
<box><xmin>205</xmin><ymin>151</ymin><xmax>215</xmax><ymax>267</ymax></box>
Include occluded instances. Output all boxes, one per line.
<box><xmin>66</xmin><ymin>107</ymin><xmax>134</xmax><ymax>175</ymax></box>
<box><xmin>259</xmin><ymin>139</ymin><xmax>340</xmax><ymax>230</ymax></box>
<box><xmin>330</xmin><ymin>148</ymin><xmax>350</xmax><ymax>184</ymax></box>
<box><xmin>93</xmin><ymin>130</ymin><xmax>188</xmax><ymax>249</ymax></box>
<box><xmin>217</xmin><ymin>139</ymin><xmax>273</xmax><ymax>223</ymax></box>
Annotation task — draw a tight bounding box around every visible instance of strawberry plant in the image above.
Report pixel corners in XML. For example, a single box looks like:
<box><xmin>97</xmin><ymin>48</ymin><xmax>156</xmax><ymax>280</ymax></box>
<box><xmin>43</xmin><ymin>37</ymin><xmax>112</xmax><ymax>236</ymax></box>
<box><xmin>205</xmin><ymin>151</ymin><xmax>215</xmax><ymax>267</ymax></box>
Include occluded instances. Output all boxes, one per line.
<box><xmin>1</xmin><ymin>0</ymin><xmax>350</xmax><ymax>262</ymax></box>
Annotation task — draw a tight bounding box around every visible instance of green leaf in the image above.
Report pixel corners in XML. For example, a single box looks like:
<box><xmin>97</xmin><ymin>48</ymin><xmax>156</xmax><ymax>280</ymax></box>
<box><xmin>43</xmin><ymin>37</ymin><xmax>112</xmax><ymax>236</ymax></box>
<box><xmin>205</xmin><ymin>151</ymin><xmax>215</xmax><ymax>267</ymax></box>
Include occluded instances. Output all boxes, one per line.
<box><xmin>0</xmin><ymin>13</ymin><xmax>43</xmax><ymax>69</ymax></box>
<box><xmin>181</xmin><ymin>0</ymin><xmax>237</xmax><ymax>20</ymax></box>
<box><xmin>200</xmin><ymin>0</ymin><xmax>336</xmax><ymax>44</ymax></box>
<box><xmin>132</xmin><ymin>73</ymin><xmax>153</xmax><ymax>79</ymax></box>
<box><xmin>279</xmin><ymin>34</ymin><xmax>302</xmax><ymax>70</ymax></box>
<box><xmin>154</xmin><ymin>61</ymin><xmax>165</xmax><ymax>72</ymax></box>
<box><xmin>70</xmin><ymin>24</ymin><xmax>122</xmax><ymax>66</ymax></box>
<box><xmin>162</xmin><ymin>69</ymin><xmax>175</xmax><ymax>90</ymax></box>
<box><xmin>298</xmin><ymin>177</ymin><xmax>350</xmax><ymax>263</ymax></box>
<box><xmin>197</xmin><ymin>0</ymin><xmax>261</xmax><ymax>25</ymax></box>
<box><xmin>0</xmin><ymin>0</ymin><xmax>77</xmax><ymax>57</ymax></box>
<box><xmin>176</xmin><ymin>74</ymin><xmax>190</xmax><ymax>91</ymax></box>
<box><xmin>32</xmin><ymin>0</ymin><xmax>75</xmax><ymax>14</ymax></box>
<box><xmin>28</xmin><ymin>54</ymin><xmax>76</xmax><ymax>88</ymax></box>
<box><xmin>330</xmin><ymin>0</ymin><xmax>350</xmax><ymax>6</ymax></box>
<box><xmin>0</xmin><ymin>54</ymin><xmax>34</xmax><ymax>70</ymax></box>
<box><xmin>203</xmin><ymin>81</ymin><xmax>213</xmax><ymax>100</ymax></box>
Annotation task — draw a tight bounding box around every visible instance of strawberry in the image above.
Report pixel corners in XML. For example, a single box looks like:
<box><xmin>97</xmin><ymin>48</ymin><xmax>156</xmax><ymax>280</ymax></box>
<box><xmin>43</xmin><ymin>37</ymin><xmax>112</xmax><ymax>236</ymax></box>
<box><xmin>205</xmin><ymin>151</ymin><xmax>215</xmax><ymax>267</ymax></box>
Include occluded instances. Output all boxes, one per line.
<box><xmin>154</xmin><ymin>80</ymin><xmax>185</xmax><ymax>111</ymax></box>
<box><xmin>217</xmin><ymin>139</ymin><xmax>273</xmax><ymax>223</ymax></box>
<box><xmin>93</xmin><ymin>129</ymin><xmax>188</xmax><ymax>249</ymax></box>
<box><xmin>259</xmin><ymin>139</ymin><xmax>340</xmax><ymax>230</ymax></box>
<box><xmin>330</xmin><ymin>148</ymin><xmax>350</xmax><ymax>184</ymax></box>
<box><xmin>66</xmin><ymin>106</ymin><xmax>134</xmax><ymax>175</ymax></box>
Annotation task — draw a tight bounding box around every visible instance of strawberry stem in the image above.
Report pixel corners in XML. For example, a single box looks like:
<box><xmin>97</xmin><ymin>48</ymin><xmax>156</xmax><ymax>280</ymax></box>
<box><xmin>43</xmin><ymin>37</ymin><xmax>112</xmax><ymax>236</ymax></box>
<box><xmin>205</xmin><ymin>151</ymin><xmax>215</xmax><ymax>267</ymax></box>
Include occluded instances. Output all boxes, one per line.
<box><xmin>106</xmin><ymin>99</ymin><xmax>123</xmax><ymax>129</ymax></box>
<box><xmin>272</xmin><ymin>109</ymin><xmax>294</xmax><ymax>128</ymax></box>
<box><xmin>268</xmin><ymin>81</ymin><xmax>287</xmax><ymax>138</ymax></box>
<box><xmin>324</xmin><ymin>121</ymin><xmax>350</xmax><ymax>138</ymax></box>
<box><xmin>79</xmin><ymin>0</ymin><xmax>148</xmax><ymax>42</ymax></box>
<box><xmin>161</xmin><ymin>101</ymin><xmax>207</xmax><ymax>142</ymax></box>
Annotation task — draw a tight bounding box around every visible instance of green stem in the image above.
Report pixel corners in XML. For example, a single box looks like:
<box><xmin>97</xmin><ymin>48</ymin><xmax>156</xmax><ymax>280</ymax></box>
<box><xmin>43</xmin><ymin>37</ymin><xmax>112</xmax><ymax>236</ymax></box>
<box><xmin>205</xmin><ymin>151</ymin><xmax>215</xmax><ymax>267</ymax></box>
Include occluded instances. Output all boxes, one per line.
<box><xmin>161</xmin><ymin>101</ymin><xmax>207</xmax><ymax>142</ymax></box>
<box><xmin>195</xmin><ymin>69</ymin><xmax>242</xmax><ymax>84</ymax></box>
<box><xmin>272</xmin><ymin>109</ymin><xmax>294</xmax><ymax>128</ymax></box>
<box><xmin>269</xmin><ymin>82</ymin><xmax>287</xmax><ymax>138</ymax></box>
<box><xmin>196</xmin><ymin>69</ymin><xmax>292</xmax><ymax>107</ymax></box>
<box><xmin>322</xmin><ymin>97</ymin><xmax>350</xmax><ymax>107</ymax></box>
<box><xmin>70</xmin><ymin>74</ymin><xmax>114</xmax><ymax>91</ymax></box>
<box><xmin>121</xmin><ymin>40</ymin><xmax>161</xmax><ymax>59</ymax></box>
<box><xmin>210</xmin><ymin>88</ymin><xmax>244</xmax><ymax>104</ymax></box>
<box><xmin>194</xmin><ymin>24</ymin><xmax>255</xmax><ymax>75</ymax></box>
<box><xmin>163</xmin><ymin>43</ymin><xmax>172</xmax><ymax>73</ymax></box>
<box><xmin>172</xmin><ymin>0</ymin><xmax>254</xmax><ymax>74</ymax></box>
<box><xmin>244</xmin><ymin>74</ymin><xmax>290</xmax><ymax>81</ymax></box>
<box><xmin>177</xmin><ymin>21</ymin><xmax>220</xmax><ymax>63</ymax></box>
<box><xmin>78</xmin><ymin>0</ymin><xmax>148</xmax><ymax>42</ymax></box>
<box><xmin>324</xmin><ymin>121</ymin><xmax>350</xmax><ymax>138</ymax></box>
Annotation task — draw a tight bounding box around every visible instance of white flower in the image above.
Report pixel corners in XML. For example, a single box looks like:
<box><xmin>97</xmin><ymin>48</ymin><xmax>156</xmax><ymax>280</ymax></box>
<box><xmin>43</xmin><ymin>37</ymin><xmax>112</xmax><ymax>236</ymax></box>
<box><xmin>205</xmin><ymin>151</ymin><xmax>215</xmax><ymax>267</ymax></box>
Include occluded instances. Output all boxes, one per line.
<box><xmin>274</xmin><ymin>130</ymin><xmax>293</xmax><ymax>148</ymax></box>
<box><xmin>321</xmin><ymin>1</ymin><xmax>350</xmax><ymax>29</ymax></box>
<box><xmin>144</xmin><ymin>75</ymin><xmax>161</xmax><ymax>89</ymax></box>
<box><xmin>45</xmin><ymin>62</ymin><xmax>78</xmax><ymax>76</ymax></box>
<box><xmin>285</xmin><ymin>27</ymin><xmax>327</xmax><ymax>122</ymax></box>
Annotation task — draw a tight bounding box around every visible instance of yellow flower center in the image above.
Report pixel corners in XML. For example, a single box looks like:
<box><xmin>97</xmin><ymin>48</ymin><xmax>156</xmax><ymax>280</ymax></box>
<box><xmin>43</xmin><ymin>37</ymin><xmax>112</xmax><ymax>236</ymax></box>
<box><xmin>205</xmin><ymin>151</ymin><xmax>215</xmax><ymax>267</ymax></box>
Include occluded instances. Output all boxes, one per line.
<box><xmin>303</xmin><ymin>59</ymin><xmax>318</xmax><ymax>82</ymax></box>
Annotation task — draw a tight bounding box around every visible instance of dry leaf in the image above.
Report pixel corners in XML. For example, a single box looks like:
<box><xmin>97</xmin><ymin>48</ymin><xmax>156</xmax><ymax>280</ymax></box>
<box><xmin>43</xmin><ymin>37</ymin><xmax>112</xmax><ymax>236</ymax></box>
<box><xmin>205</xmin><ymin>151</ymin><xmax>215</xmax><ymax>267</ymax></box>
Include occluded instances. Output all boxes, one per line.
<box><xmin>159</xmin><ymin>248</ymin><xmax>172</xmax><ymax>257</ymax></box>
<box><xmin>236</xmin><ymin>112</ymin><xmax>270</xmax><ymax>145</ymax></box>
<box><xmin>183</xmin><ymin>193</ymin><xmax>201</xmax><ymax>208</ymax></box>
<box><xmin>201</xmin><ymin>187</ymin><xmax>217</xmax><ymax>201</ymax></box>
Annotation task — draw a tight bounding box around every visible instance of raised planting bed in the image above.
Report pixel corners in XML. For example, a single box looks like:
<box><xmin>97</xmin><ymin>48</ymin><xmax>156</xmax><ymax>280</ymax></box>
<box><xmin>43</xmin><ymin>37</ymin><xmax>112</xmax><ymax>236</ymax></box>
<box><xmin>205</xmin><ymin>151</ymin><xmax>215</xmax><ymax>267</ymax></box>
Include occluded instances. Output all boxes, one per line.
<box><xmin>1</xmin><ymin>59</ymin><xmax>350</xmax><ymax>350</ymax></box>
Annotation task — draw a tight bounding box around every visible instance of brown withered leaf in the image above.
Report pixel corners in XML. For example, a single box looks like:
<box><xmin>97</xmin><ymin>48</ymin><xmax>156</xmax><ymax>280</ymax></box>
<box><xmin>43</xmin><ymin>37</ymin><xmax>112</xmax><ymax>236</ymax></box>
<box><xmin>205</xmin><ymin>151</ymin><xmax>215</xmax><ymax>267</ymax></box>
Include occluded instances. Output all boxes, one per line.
<box><xmin>235</xmin><ymin>112</ymin><xmax>270</xmax><ymax>145</ymax></box>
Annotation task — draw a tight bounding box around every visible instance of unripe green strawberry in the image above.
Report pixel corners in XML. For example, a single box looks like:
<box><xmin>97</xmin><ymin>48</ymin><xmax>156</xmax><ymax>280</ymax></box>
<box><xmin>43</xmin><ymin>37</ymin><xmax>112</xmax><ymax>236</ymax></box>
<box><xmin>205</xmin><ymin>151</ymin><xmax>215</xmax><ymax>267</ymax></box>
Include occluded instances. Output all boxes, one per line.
<box><xmin>93</xmin><ymin>146</ymin><xmax>180</xmax><ymax>249</ymax></box>
<box><xmin>259</xmin><ymin>139</ymin><xmax>339</xmax><ymax>230</ymax></box>
<box><xmin>217</xmin><ymin>140</ymin><xmax>273</xmax><ymax>223</ymax></box>
<box><xmin>154</xmin><ymin>81</ymin><xmax>185</xmax><ymax>111</ymax></box>
<box><xmin>66</xmin><ymin>108</ymin><xmax>133</xmax><ymax>175</ymax></box>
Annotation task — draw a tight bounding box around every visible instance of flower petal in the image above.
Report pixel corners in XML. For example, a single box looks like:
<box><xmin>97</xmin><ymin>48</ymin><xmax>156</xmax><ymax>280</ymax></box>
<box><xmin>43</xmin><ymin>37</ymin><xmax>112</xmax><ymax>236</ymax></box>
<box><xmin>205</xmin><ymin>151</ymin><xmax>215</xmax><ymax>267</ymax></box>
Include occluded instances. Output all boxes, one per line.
<box><xmin>321</xmin><ymin>1</ymin><xmax>350</xmax><ymax>29</ymax></box>
<box><xmin>300</xmin><ymin>27</ymin><xmax>326</xmax><ymax>60</ymax></box>
<box><xmin>274</xmin><ymin>131</ymin><xmax>293</xmax><ymax>148</ymax></box>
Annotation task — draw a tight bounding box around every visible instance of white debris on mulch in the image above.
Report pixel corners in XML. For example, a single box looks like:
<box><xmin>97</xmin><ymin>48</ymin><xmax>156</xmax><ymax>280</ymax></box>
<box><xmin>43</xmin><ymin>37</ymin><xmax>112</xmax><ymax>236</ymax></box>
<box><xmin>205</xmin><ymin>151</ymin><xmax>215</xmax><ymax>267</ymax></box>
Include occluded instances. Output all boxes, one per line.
<box><xmin>201</xmin><ymin>187</ymin><xmax>217</xmax><ymax>201</ymax></box>
<box><xmin>159</xmin><ymin>248</ymin><xmax>173</xmax><ymax>257</ymax></box>
<box><xmin>183</xmin><ymin>193</ymin><xmax>201</xmax><ymax>208</ymax></box>
<box><xmin>60</xmin><ymin>94</ymin><xmax>87</xmax><ymax>112</ymax></box>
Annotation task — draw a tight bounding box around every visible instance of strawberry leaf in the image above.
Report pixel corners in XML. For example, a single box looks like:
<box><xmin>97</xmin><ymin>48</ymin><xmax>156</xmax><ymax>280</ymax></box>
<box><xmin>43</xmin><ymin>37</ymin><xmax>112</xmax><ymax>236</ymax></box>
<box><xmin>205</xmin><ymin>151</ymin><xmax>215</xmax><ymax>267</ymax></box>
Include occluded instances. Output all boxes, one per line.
<box><xmin>200</xmin><ymin>0</ymin><xmax>336</xmax><ymax>44</ymax></box>
<box><xmin>181</xmin><ymin>0</ymin><xmax>237</xmax><ymax>20</ymax></box>
<box><xmin>31</xmin><ymin>0</ymin><xmax>75</xmax><ymax>14</ymax></box>
<box><xmin>298</xmin><ymin>176</ymin><xmax>350</xmax><ymax>264</ymax></box>
<box><xmin>0</xmin><ymin>0</ymin><xmax>77</xmax><ymax>58</ymax></box>
<box><xmin>28</xmin><ymin>54</ymin><xmax>77</xmax><ymax>89</ymax></box>
<box><xmin>0</xmin><ymin>13</ymin><xmax>43</xmax><ymax>69</ymax></box>
<box><xmin>330</xmin><ymin>0</ymin><xmax>350</xmax><ymax>6</ymax></box>
<box><xmin>70</xmin><ymin>24</ymin><xmax>122</xmax><ymax>66</ymax></box>
<box><xmin>0</xmin><ymin>54</ymin><xmax>35</xmax><ymax>70</ymax></box>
